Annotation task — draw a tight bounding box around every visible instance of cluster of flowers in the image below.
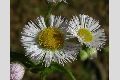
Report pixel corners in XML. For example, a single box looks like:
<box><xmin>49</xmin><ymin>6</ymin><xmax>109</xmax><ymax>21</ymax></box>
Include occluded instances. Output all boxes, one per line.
<box><xmin>21</xmin><ymin>14</ymin><xmax>106</xmax><ymax>67</ymax></box>
<box><xmin>10</xmin><ymin>0</ymin><xmax>106</xmax><ymax>80</ymax></box>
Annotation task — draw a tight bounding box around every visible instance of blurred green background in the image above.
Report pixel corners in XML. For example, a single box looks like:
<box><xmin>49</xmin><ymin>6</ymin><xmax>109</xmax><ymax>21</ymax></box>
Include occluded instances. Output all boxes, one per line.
<box><xmin>10</xmin><ymin>0</ymin><xmax>109</xmax><ymax>80</ymax></box>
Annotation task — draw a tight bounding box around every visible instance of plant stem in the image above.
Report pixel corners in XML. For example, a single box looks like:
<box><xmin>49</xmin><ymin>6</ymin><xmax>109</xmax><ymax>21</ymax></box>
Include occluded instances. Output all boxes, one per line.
<box><xmin>65</xmin><ymin>67</ymin><xmax>76</xmax><ymax>80</ymax></box>
<box><xmin>45</xmin><ymin>3</ymin><xmax>53</xmax><ymax>26</ymax></box>
<box><xmin>45</xmin><ymin>2</ymin><xmax>62</xmax><ymax>26</ymax></box>
<box><xmin>94</xmin><ymin>60</ymin><xmax>107</xmax><ymax>80</ymax></box>
<box><xmin>53</xmin><ymin>63</ymin><xmax>76</xmax><ymax>80</ymax></box>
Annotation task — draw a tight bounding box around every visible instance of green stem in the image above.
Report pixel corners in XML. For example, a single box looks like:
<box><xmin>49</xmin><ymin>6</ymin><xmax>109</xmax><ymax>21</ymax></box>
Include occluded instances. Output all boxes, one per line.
<box><xmin>45</xmin><ymin>3</ymin><xmax>53</xmax><ymax>26</ymax></box>
<box><xmin>43</xmin><ymin>76</ymin><xmax>46</xmax><ymax>80</ymax></box>
<box><xmin>53</xmin><ymin>63</ymin><xmax>76</xmax><ymax>80</ymax></box>
<box><xmin>54</xmin><ymin>2</ymin><xmax>62</xmax><ymax>10</ymax></box>
<box><xmin>45</xmin><ymin>3</ymin><xmax>62</xmax><ymax>26</ymax></box>
<box><xmin>94</xmin><ymin>60</ymin><xmax>107</xmax><ymax>80</ymax></box>
<box><xmin>45</xmin><ymin>3</ymin><xmax>53</xmax><ymax>17</ymax></box>
<box><xmin>65</xmin><ymin>67</ymin><xmax>76</xmax><ymax>80</ymax></box>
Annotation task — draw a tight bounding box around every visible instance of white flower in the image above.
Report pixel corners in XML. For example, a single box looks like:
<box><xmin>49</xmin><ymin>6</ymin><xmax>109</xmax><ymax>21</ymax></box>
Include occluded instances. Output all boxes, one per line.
<box><xmin>67</xmin><ymin>14</ymin><xmax>106</xmax><ymax>50</ymax></box>
<box><xmin>47</xmin><ymin>0</ymin><xmax>67</xmax><ymax>3</ymax></box>
<box><xmin>21</xmin><ymin>15</ymin><xmax>80</xmax><ymax>67</ymax></box>
<box><xmin>10</xmin><ymin>62</ymin><xmax>25</xmax><ymax>80</ymax></box>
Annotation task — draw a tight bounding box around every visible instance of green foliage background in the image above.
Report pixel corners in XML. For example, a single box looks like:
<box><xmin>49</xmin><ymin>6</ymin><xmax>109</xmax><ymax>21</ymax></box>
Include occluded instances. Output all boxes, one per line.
<box><xmin>10</xmin><ymin>0</ymin><xmax>109</xmax><ymax>80</ymax></box>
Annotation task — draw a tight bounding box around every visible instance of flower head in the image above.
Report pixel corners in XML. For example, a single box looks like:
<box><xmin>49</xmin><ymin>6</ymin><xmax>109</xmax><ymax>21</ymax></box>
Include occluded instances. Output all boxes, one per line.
<box><xmin>21</xmin><ymin>15</ymin><xmax>80</xmax><ymax>67</ymax></box>
<box><xmin>47</xmin><ymin>0</ymin><xmax>67</xmax><ymax>3</ymax></box>
<box><xmin>10</xmin><ymin>62</ymin><xmax>25</xmax><ymax>80</ymax></box>
<box><xmin>67</xmin><ymin>14</ymin><xmax>106</xmax><ymax>50</ymax></box>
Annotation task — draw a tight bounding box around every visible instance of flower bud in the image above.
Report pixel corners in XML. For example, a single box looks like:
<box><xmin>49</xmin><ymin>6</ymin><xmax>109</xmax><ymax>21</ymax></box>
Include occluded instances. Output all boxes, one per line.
<box><xmin>10</xmin><ymin>62</ymin><xmax>25</xmax><ymax>80</ymax></box>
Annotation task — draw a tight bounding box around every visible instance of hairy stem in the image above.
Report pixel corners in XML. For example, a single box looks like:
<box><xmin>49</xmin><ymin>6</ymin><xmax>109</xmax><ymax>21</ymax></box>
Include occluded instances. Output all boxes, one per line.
<box><xmin>53</xmin><ymin>63</ymin><xmax>76</xmax><ymax>80</ymax></box>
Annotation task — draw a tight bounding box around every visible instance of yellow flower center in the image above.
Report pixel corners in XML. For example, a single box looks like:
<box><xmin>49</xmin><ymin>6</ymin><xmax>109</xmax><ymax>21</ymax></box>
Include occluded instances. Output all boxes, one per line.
<box><xmin>77</xmin><ymin>28</ymin><xmax>93</xmax><ymax>43</ymax></box>
<box><xmin>38</xmin><ymin>27</ymin><xmax>64</xmax><ymax>51</ymax></box>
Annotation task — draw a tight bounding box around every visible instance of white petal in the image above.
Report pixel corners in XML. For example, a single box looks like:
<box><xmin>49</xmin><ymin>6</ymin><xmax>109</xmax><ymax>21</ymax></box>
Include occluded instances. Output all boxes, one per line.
<box><xmin>36</xmin><ymin>16</ymin><xmax>46</xmax><ymax>30</ymax></box>
<box><xmin>50</xmin><ymin>15</ymin><xmax>55</xmax><ymax>26</ymax></box>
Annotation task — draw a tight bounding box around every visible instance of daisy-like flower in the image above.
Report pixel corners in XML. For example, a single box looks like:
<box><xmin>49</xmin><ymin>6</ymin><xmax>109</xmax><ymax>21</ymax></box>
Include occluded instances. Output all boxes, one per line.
<box><xmin>47</xmin><ymin>0</ymin><xmax>67</xmax><ymax>3</ymax></box>
<box><xmin>67</xmin><ymin>14</ymin><xmax>106</xmax><ymax>50</ymax></box>
<box><xmin>10</xmin><ymin>62</ymin><xmax>25</xmax><ymax>80</ymax></box>
<box><xmin>21</xmin><ymin>15</ymin><xmax>80</xmax><ymax>67</ymax></box>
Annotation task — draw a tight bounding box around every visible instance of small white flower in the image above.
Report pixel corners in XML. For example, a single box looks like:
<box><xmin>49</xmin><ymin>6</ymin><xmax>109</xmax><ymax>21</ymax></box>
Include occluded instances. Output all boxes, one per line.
<box><xmin>21</xmin><ymin>15</ymin><xmax>80</xmax><ymax>67</ymax></box>
<box><xmin>67</xmin><ymin>14</ymin><xmax>106</xmax><ymax>50</ymax></box>
<box><xmin>47</xmin><ymin>0</ymin><xmax>67</xmax><ymax>3</ymax></box>
<box><xmin>10</xmin><ymin>62</ymin><xmax>25</xmax><ymax>80</ymax></box>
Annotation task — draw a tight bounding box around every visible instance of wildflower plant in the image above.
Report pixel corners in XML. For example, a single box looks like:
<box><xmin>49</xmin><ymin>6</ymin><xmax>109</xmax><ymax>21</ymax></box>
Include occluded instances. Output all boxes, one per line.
<box><xmin>10</xmin><ymin>0</ymin><xmax>108</xmax><ymax>80</ymax></box>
